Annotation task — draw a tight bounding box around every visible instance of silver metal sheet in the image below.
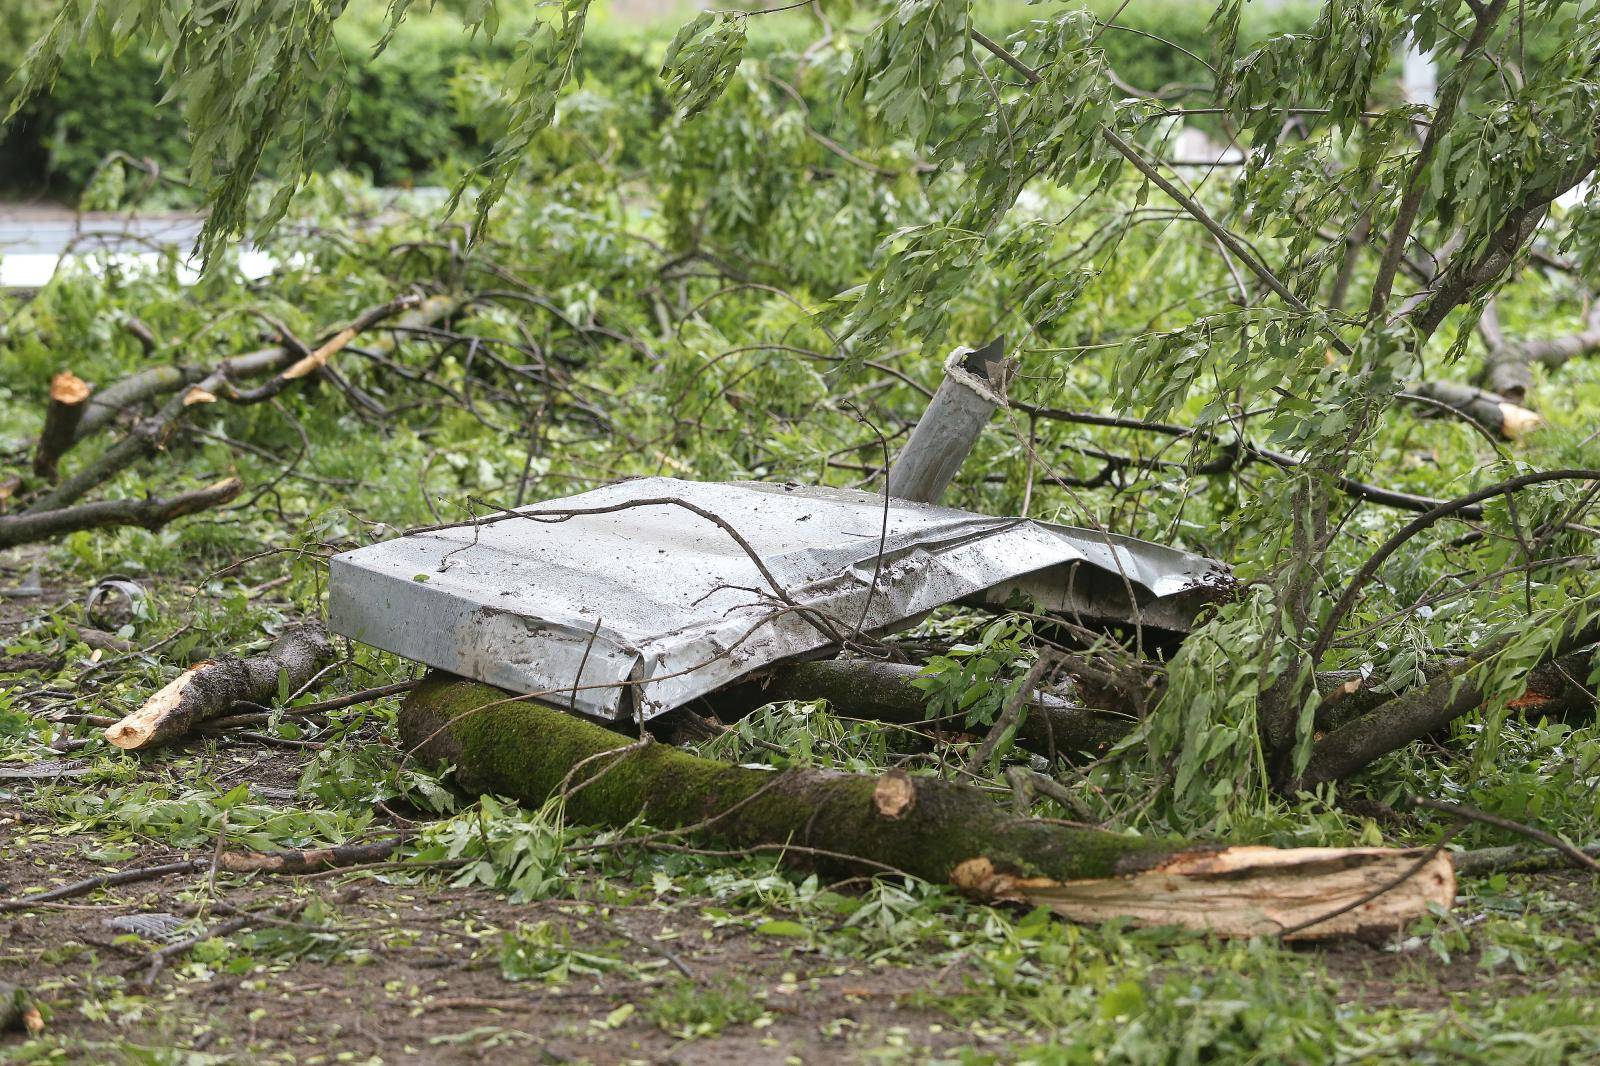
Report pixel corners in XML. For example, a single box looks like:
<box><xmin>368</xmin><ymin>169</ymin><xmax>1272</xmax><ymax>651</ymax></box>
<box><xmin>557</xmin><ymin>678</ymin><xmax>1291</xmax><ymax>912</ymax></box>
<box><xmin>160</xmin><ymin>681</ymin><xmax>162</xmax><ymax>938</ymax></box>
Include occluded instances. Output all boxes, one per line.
<box><xmin>329</xmin><ymin>478</ymin><xmax>1226</xmax><ymax>721</ymax></box>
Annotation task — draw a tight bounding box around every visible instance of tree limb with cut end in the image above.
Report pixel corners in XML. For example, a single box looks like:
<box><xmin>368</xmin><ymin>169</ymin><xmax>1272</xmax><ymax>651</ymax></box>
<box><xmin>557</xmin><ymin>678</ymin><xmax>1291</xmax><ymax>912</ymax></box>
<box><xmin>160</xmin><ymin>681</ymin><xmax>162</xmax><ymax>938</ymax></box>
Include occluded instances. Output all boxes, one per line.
<box><xmin>0</xmin><ymin>477</ymin><xmax>243</xmax><ymax>550</ymax></box>
<box><xmin>105</xmin><ymin>622</ymin><xmax>335</xmax><ymax>750</ymax></box>
<box><xmin>1402</xmin><ymin>380</ymin><xmax>1543</xmax><ymax>440</ymax></box>
<box><xmin>61</xmin><ymin>293</ymin><xmax>458</xmax><ymax>464</ymax></box>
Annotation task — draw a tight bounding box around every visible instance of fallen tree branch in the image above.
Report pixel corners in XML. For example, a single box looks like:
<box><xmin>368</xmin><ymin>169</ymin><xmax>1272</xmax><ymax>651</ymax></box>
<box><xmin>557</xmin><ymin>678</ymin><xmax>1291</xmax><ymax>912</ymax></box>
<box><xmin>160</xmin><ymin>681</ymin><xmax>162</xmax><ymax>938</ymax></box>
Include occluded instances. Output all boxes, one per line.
<box><xmin>1300</xmin><ymin>617</ymin><xmax>1600</xmax><ymax>787</ymax></box>
<box><xmin>1481</xmin><ymin>301</ymin><xmax>1600</xmax><ymax>401</ymax></box>
<box><xmin>104</xmin><ymin>622</ymin><xmax>334</xmax><ymax>750</ymax></box>
<box><xmin>200</xmin><ymin>678</ymin><xmax>421</xmax><ymax>732</ymax></box>
<box><xmin>1409</xmin><ymin>796</ymin><xmax>1600</xmax><ymax>874</ymax></box>
<box><xmin>0</xmin><ymin>837</ymin><xmax>401</xmax><ymax>914</ymax></box>
<box><xmin>0</xmin><ymin>476</ymin><xmax>243</xmax><ymax>550</ymax></box>
<box><xmin>712</xmin><ymin>650</ymin><xmax>1596</xmax><ymax>763</ymax></box>
<box><xmin>215</xmin><ymin>838</ymin><xmax>401</xmax><ymax>875</ymax></box>
<box><xmin>0</xmin><ymin>858</ymin><xmax>205</xmax><ymax>913</ymax></box>
<box><xmin>400</xmin><ymin>672</ymin><xmax>1453</xmax><ymax>938</ymax></box>
<box><xmin>1403</xmin><ymin>380</ymin><xmax>1542</xmax><ymax>439</ymax></box>
<box><xmin>706</xmin><ymin>658</ymin><xmax>1134</xmax><ymax>760</ymax></box>
<box><xmin>1453</xmin><ymin>840</ymin><xmax>1600</xmax><ymax>876</ymax></box>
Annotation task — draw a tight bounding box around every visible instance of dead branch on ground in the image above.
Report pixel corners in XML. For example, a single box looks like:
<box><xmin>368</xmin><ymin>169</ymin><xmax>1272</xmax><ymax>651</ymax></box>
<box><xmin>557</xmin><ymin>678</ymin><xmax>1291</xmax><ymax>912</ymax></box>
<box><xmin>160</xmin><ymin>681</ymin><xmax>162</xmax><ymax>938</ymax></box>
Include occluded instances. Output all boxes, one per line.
<box><xmin>104</xmin><ymin>623</ymin><xmax>335</xmax><ymax>750</ymax></box>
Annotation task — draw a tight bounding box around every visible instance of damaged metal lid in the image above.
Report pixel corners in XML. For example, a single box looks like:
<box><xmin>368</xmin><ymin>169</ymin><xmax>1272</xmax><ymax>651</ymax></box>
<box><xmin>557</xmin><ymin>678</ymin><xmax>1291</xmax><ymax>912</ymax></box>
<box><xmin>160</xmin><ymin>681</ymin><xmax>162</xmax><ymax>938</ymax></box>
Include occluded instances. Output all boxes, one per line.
<box><xmin>329</xmin><ymin>478</ymin><xmax>1227</xmax><ymax>721</ymax></box>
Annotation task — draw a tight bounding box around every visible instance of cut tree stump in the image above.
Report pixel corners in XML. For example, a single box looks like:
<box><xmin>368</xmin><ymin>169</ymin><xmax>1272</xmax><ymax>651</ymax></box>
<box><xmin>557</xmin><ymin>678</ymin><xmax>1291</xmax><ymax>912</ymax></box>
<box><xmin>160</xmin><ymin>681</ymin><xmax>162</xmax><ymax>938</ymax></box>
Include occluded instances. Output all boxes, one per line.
<box><xmin>34</xmin><ymin>371</ymin><xmax>92</xmax><ymax>481</ymax></box>
<box><xmin>400</xmin><ymin>672</ymin><xmax>1454</xmax><ymax>938</ymax></box>
<box><xmin>105</xmin><ymin>623</ymin><xmax>334</xmax><ymax>750</ymax></box>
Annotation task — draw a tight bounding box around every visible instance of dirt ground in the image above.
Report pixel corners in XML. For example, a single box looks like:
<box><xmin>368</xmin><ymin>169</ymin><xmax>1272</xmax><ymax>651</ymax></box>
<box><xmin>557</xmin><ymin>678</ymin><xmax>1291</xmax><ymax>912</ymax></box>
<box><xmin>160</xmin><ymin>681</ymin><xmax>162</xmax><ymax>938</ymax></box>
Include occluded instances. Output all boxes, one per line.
<box><xmin>4</xmin><ymin>734</ymin><xmax>1597</xmax><ymax>1065</ymax></box>
<box><xmin>2</xmin><ymin>797</ymin><xmax>984</xmax><ymax>1064</ymax></box>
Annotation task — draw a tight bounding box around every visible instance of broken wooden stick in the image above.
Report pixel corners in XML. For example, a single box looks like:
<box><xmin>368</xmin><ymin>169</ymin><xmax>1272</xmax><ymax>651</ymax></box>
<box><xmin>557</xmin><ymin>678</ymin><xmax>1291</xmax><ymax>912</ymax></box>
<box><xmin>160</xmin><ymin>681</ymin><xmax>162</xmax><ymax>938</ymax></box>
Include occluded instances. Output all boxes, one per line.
<box><xmin>33</xmin><ymin>371</ymin><xmax>92</xmax><ymax>481</ymax></box>
<box><xmin>105</xmin><ymin>622</ymin><xmax>334</xmax><ymax>750</ymax></box>
<box><xmin>400</xmin><ymin>673</ymin><xmax>1453</xmax><ymax>938</ymax></box>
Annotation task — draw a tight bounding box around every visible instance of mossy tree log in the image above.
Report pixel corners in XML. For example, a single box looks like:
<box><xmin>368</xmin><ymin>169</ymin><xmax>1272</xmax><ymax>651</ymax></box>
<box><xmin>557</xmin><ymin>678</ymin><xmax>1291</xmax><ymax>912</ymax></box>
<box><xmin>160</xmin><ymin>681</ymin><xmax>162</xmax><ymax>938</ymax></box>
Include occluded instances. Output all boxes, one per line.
<box><xmin>400</xmin><ymin>672</ymin><xmax>1454</xmax><ymax>938</ymax></box>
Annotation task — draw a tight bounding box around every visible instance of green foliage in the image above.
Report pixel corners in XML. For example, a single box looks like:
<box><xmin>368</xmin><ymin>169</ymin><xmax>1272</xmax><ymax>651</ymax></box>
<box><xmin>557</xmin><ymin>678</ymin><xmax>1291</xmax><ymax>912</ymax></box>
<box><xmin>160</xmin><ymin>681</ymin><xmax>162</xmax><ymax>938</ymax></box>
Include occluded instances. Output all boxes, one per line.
<box><xmin>844</xmin><ymin>0</ymin><xmax>972</xmax><ymax>147</ymax></box>
<box><xmin>914</xmin><ymin>615</ymin><xmax>1035</xmax><ymax>731</ymax></box>
<box><xmin>659</xmin><ymin>11</ymin><xmax>747</xmax><ymax>119</ymax></box>
<box><xmin>498</xmin><ymin>920</ymin><xmax>627</xmax><ymax>981</ymax></box>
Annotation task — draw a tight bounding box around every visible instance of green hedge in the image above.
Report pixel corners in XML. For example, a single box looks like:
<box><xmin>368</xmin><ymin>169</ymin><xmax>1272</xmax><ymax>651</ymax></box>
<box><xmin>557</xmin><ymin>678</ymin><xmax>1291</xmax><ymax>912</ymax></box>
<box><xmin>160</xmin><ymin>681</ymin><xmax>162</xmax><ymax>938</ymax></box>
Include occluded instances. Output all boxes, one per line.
<box><xmin>0</xmin><ymin>1</ymin><xmax>1335</xmax><ymax>197</ymax></box>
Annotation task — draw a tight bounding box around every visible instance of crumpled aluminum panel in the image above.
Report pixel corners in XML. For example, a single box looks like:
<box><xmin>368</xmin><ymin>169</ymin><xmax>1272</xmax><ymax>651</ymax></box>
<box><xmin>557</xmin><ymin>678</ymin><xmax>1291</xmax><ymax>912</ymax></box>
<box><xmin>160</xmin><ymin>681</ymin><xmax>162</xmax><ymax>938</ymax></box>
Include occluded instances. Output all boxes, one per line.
<box><xmin>329</xmin><ymin>478</ymin><xmax>1226</xmax><ymax>721</ymax></box>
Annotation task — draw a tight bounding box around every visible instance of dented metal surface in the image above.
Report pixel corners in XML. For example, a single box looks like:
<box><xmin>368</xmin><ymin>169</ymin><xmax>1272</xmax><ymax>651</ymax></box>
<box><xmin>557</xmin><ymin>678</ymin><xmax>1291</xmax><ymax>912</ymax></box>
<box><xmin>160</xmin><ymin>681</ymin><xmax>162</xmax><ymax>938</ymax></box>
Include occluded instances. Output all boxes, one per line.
<box><xmin>329</xmin><ymin>477</ymin><xmax>1226</xmax><ymax>721</ymax></box>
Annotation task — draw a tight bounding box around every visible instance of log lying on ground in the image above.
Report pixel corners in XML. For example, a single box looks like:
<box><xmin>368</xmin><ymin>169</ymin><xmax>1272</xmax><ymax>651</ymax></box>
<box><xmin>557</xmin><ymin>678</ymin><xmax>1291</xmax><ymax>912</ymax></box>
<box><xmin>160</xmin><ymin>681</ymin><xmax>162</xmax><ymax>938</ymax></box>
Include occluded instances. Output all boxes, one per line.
<box><xmin>400</xmin><ymin>673</ymin><xmax>1453</xmax><ymax>938</ymax></box>
<box><xmin>33</xmin><ymin>371</ymin><xmax>92</xmax><ymax>481</ymax></box>
<box><xmin>105</xmin><ymin>623</ymin><xmax>334</xmax><ymax>750</ymax></box>
<box><xmin>707</xmin><ymin>659</ymin><xmax>1134</xmax><ymax>759</ymax></box>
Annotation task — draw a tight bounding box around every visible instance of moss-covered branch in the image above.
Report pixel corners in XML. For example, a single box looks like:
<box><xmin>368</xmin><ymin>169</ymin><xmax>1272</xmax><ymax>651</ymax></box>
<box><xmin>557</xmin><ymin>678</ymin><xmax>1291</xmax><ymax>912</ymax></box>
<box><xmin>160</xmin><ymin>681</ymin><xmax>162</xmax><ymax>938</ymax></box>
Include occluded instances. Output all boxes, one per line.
<box><xmin>400</xmin><ymin>673</ymin><xmax>1454</xmax><ymax>937</ymax></box>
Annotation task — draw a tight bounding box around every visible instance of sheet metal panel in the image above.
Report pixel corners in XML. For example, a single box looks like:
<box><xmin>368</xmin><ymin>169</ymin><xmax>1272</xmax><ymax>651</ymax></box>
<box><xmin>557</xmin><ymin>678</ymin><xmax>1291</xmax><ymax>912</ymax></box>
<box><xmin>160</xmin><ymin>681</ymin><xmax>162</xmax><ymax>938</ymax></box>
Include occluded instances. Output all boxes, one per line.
<box><xmin>329</xmin><ymin>478</ymin><xmax>1226</xmax><ymax>720</ymax></box>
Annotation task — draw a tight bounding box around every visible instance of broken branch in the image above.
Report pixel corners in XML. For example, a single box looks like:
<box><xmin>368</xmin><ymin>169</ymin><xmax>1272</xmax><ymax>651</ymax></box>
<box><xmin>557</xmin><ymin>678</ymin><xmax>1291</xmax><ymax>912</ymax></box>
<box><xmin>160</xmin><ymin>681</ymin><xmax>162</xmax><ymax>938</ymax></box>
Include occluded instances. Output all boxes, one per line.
<box><xmin>105</xmin><ymin>622</ymin><xmax>335</xmax><ymax>750</ymax></box>
<box><xmin>0</xmin><ymin>477</ymin><xmax>243</xmax><ymax>550</ymax></box>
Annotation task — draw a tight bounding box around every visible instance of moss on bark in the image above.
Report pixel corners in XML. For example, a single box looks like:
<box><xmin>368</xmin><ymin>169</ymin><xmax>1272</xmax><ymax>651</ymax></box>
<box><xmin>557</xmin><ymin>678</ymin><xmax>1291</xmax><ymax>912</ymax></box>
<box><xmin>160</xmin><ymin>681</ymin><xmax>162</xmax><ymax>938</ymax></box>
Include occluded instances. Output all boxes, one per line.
<box><xmin>400</xmin><ymin>672</ymin><xmax>1181</xmax><ymax>885</ymax></box>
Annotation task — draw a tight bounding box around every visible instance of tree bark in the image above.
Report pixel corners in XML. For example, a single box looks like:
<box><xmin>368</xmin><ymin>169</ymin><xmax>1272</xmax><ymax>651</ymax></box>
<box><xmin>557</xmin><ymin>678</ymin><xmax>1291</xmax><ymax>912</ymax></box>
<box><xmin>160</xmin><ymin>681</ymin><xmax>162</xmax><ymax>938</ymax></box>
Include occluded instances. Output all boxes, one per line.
<box><xmin>399</xmin><ymin>672</ymin><xmax>1454</xmax><ymax>938</ymax></box>
<box><xmin>105</xmin><ymin>623</ymin><xmax>334</xmax><ymax>750</ymax></box>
